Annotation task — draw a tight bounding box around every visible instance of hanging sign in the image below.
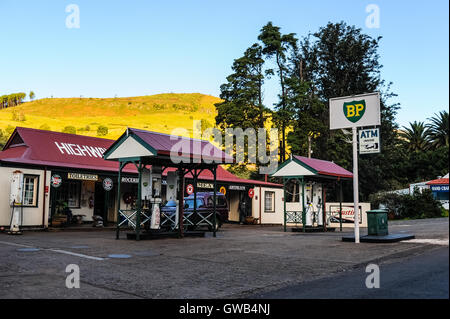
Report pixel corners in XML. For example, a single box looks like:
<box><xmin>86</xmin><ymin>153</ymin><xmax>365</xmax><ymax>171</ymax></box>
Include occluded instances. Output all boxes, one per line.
<box><xmin>248</xmin><ymin>188</ymin><xmax>255</xmax><ymax>198</ymax></box>
<box><xmin>430</xmin><ymin>185</ymin><xmax>449</xmax><ymax>192</ymax></box>
<box><xmin>229</xmin><ymin>185</ymin><xmax>246</xmax><ymax>191</ymax></box>
<box><xmin>329</xmin><ymin>92</ymin><xmax>380</xmax><ymax>129</ymax></box>
<box><xmin>219</xmin><ymin>186</ymin><xmax>227</xmax><ymax>195</ymax></box>
<box><xmin>68</xmin><ymin>172</ymin><xmax>98</xmax><ymax>181</ymax></box>
<box><xmin>122</xmin><ymin>177</ymin><xmax>139</xmax><ymax>184</ymax></box>
<box><xmin>103</xmin><ymin>178</ymin><xmax>113</xmax><ymax>191</ymax></box>
<box><xmin>197</xmin><ymin>182</ymin><xmax>213</xmax><ymax>189</ymax></box>
<box><xmin>359</xmin><ymin>128</ymin><xmax>380</xmax><ymax>154</ymax></box>
<box><xmin>51</xmin><ymin>174</ymin><xmax>62</xmax><ymax>188</ymax></box>
<box><xmin>186</xmin><ymin>184</ymin><xmax>194</xmax><ymax>195</ymax></box>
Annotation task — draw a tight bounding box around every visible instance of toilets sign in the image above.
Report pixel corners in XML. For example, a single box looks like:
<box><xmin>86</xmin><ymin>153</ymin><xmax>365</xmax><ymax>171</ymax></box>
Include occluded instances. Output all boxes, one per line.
<box><xmin>330</xmin><ymin>92</ymin><xmax>380</xmax><ymax>129</ymax></box>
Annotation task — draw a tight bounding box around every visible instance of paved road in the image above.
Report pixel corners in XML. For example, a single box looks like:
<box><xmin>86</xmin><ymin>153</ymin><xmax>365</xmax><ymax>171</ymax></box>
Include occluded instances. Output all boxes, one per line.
<box><xmin>0</xmin><ymin>218</ymin><xmax>448</xmax><ymax>298</ymax></box>
<box><xmin>252</xmin><ymin>246</ymin><xmax>449</xmax><ymax>299</ymax></box>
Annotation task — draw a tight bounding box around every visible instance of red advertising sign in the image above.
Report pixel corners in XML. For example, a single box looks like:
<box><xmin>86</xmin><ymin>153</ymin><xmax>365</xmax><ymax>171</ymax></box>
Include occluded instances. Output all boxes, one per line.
<box><xmin>186</xmin><ymin>184</ymin><xmax>194</xmax><ymax>195</ymax></box>
<box><xmin>248</xmin><ymin>188</ymin><xmax>255</xmax><ymax>198</ymax></box>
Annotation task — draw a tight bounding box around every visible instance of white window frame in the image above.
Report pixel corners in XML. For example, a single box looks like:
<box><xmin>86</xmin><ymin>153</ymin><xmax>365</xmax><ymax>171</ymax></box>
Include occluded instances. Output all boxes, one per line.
<box><xmin>264</xmin><ymin>191</ymin><xmax>275</xmax><ymax>213</ymax></box>
<box><xmin>22</xmin><ymin>175</ymin><xmax>39</xmax><ymax>207</ymax></box>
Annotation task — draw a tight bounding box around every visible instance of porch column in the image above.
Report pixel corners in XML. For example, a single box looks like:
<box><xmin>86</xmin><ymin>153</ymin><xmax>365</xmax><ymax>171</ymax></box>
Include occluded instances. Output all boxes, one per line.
<box><xmin>339</xmin><ymin>180</ymin><xmax>343</xmax><ymax>232</ymax></box>
<box><xmin>283</xmin><ymin>177</ymin><xmax>287</xmax><ymax>232</ymax></box>
<box><xmin>116</xmin><ymin>162</ymin><xmax>124</xmax><ymax>240</ymax></box>
<box><xmin>193</xmin><ymin>169</ymin><xmax>197</xmax><ymax>216</ymax></box>
<box><xmin>322</xmin><ymin>185</ymin><xmax>327</xmax><ymax>231</ymax></box>
<box><xmin>135</xmin><ymin>160</ymin><xmax>142</xmax><ymax>241</ymax></box>
<box><xmin>213</xmin><ymin>165</ymin><xmax>217</xmax><ymax>238</ymax></box>
<box><xmin>301</xmin><ymin>177</ymin><xmax>306</xmax><ymax>233</ymax></box>
<box><xmin>178</xmin><ymin>167</ymin><xmax>184</xmax><ymax>238</ymax></box>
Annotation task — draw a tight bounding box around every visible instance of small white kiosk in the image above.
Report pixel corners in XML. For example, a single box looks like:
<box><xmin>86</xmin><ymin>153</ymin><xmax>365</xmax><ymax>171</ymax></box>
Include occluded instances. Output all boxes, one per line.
<box><xmin>271</xmin><ymin>155</ymin><xmax>357</xmax><ymax>232</ymax></box>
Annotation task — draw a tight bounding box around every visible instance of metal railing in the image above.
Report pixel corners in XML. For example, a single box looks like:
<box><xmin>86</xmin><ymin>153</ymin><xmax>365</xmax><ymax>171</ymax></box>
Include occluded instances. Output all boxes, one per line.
<box><xmin>286</xmin><ymin>211</ymin><xmax>303</xmax><ymax>224</ymax></box>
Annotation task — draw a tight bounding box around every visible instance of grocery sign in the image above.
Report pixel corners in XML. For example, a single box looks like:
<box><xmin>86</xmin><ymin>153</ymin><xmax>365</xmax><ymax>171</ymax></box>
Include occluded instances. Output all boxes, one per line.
<box><xmin>329</xmin><ymin>92</ymin><xmax>380</xmax><ymax>129</ymax></box>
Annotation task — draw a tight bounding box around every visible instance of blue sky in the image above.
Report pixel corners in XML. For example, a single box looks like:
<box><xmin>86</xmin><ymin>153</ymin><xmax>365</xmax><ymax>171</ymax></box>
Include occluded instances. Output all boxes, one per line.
<box><xmin>0</xmin><ymin>0</ymin><xmax>448</xmax><ymax>127</ymax></box>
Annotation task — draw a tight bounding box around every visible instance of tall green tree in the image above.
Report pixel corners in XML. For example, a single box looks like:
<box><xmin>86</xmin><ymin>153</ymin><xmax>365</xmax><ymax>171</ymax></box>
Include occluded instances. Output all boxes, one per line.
<box><xmin>215</xmin><ymin>44</ymin><xmax>269</xmax><ymax>177</ymax></box>
<box><xmin>29</xmin><ymin>91</ymin><xmax>35</xmax><ymax>101</ymax></box>
<box><xmin>291</xmin><ymin>22</ymin><xmax>401</xmax><ymax>199</ymax></box>
<box><xmin>399</xmin><ymin>121</ymin><xmax>431</xmax><ymax>152</ymax></box>
<box><xmin>426</xmin><ymin>110</ymin><xmax>449</xmax><ymax>148</ymax></box>
<box><xmin>216</xmin><ymin>43</ymin><xmax>267</xmax><ymax>130</ymax></box>
<box><xmin>258</xmin><ymin>22</ymin><xmax>298</xmax><ymax>162</ymax></box>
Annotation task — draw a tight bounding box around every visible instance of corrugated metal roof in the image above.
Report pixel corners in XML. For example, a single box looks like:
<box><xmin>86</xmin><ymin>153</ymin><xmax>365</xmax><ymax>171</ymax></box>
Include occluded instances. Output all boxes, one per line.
<box><xmin>126</xmin><ymin>128</ymin><xmax>233</xmax><ymax>162</ymax></box>
<box><xmin>293</xmin><ymin>155</ymin><xmax>353</xmax><ymax>179</ymax></box>
<box><xmin>0</xmin><ymin>127</ymin><xmax>280</xmax><ymax>187</ymax></box>
<box><xmin>426</xmin><ymin>178</ymin><xmax>449</xmax><ymax>185</ymax></box>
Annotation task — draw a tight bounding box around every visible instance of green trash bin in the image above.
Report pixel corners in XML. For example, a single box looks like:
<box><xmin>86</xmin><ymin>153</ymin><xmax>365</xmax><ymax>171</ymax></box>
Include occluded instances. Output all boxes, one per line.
<box><xmin>367</xmin><ymin>209</ymin><xmax>388</xmax><ymax>236</ymax></box>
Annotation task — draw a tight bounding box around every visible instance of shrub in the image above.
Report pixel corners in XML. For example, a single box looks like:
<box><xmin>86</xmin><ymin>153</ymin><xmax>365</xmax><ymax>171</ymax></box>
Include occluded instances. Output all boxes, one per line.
<box><xmin>62</xmin><ymin>126</ymin><xmax>76</xmax><ymax>134</ymax></box>
<box><xmin>97</xmin><ymin>125</ymin><xmax>108</xmax><ymax>136</ymax></box>
<box><xmin>370</xmin><ymin>189</ymin><xmax>443</xmax><ymax>219</ymax></box>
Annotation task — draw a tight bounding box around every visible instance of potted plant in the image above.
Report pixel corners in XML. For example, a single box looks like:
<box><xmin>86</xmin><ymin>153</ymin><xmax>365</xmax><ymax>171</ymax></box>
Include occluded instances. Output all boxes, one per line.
<box><xmin>52</xmin><ymin>200</ymin><xmax>69</xmax><ymax>226</ymax></box>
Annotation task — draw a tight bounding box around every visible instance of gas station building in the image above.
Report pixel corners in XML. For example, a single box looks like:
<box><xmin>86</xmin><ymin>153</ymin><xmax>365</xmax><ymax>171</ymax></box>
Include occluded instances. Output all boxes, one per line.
<box><xmin>0</xmin><ymin>127</ymin><xmax>283</xmax><ymax>229</ymax></box>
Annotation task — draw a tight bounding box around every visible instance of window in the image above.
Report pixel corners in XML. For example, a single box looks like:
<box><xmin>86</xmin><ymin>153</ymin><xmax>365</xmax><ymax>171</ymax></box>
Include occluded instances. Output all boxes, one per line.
<box><xmin>55</xmin><ymin>180</ymin><xmax>81</xmax><ymax>208</ymax></box>
<box><xmin>264</xmin><ymin>191</ymin><xmax>275</xmax><ymax>212</ymax></box>
<box><xmin>22</xmin><ymin>175</ymin><xmax>39</xmax><ymax>206</ymax></box>
<box><xmin>286</xmin><ymin>182</ymin><xmax>300</xmax><ymax>203</ymax></box>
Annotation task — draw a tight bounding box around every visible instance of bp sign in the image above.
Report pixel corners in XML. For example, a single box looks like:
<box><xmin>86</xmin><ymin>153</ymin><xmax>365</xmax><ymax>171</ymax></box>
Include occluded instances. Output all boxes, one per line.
<box><xmin>330</xmin><ymin>92</ymin><xmax>380</xmax><ymax>129</ymax></box>
<box><xmin>343</xmin><ymin>100</ymin><xmax>366</xmax><ymax>123</ymax></box>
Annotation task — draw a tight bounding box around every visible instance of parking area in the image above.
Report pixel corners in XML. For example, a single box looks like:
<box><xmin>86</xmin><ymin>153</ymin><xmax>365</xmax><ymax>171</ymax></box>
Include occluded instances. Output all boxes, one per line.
<box><xmin>0</xmin><ymin>218</ymin><xmax>448</xmax><ymax>299</ymax></box>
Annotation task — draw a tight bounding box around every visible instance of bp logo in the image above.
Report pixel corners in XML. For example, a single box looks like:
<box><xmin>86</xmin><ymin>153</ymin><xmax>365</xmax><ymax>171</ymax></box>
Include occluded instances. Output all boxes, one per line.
<box><xmin>343</xmin><ymin>100</ymin><xmax>366</xmax><ymax>123</ymax></box>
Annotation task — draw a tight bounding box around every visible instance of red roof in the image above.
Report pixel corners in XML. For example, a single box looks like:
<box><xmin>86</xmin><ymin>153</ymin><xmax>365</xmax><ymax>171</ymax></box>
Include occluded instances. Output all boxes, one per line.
<box><xmin>0</xmin><ymin>127</ymin><xmax>281</xmax><ymax>188</ymax></box>
<box><xmin>114</xmin><ymin>128</ymin><xmax>234</xmax><ymax>163</ymax></box>
<box><xmin>294</xmin><ymin>155</ymin><xmax>353</xmax><ymax>179</ymax></box>
<box><xmin>426</xmin><ymin>178</ymin><xmax>449</xmax><ymax>185</ymax></box>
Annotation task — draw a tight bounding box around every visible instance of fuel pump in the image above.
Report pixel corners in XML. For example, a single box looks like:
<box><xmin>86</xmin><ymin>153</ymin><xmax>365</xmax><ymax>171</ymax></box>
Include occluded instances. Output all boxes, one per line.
<box><xmin>305</xmin><ymin>183</ymin><xmax>313</xmax><ymax>226</ymax></box>
<box><xmin>9</xmin><ymin>171</ymin><xmax>24</xmax><ymax>235</ymax></box>
<box><xmin>149</xmin><ymin>166</ymin><xmax>162</xmax><ymax>229</ymax></box>
<box><xmin>312</xmin><ymin>184</ymin><xmax>323</xmax><ymax>226</ymax></box>
<box><xmin>166</xmin><ymin>171</ymin><xmax>179</xmax><ymax>229</ymax></box>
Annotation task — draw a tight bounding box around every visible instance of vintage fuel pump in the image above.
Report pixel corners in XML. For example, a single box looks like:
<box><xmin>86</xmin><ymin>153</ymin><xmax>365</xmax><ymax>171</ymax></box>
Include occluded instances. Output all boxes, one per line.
<box><xmin>9</xmin><ymin>171</ymin><xmax>24</xmax><ymax>235</ymax></box>
<box><xmin>166</xmin><ymin>171</ymin><xmax>179</xmax><ymax>228</ymax></box>
<box><xmin>305</xmin><ymin>183</ymin><xmax>313</xmax><ymax>226</ymax></box>
<box><xmin>150</xmin><ymin>166</ymin><xmax>162</xmax><ymax>229</ymax></box>
<box><xmin>312</xmin><ymin>183</ymin><xmax>323</xmax><ymax>226</ymax></box>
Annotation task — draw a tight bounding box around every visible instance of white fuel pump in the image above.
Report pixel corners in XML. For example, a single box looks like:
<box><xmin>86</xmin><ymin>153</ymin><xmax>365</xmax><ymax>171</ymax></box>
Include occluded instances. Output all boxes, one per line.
<box><xmin>305</xmin><ymin>184</ymin><xmax>313</xmax><ymax>226</ymax></box>
<box><xmin>166</xmin><ymin>171</ymin><xmax>178</xmax><ymax>201</ymax></box>
<box><xmin>312</xmin><ymin>184</ymin><xmax>323</xmax><ymax>226</ymax></box>
<box><xmin>9</xmin><ymin>171</ymin><xmax>24</xmax><ymax>234</ymax></box>
<box><xmin>149</xmin><ymin>166</ymin><xmax>162</xmax><ymax>229</ymax></box>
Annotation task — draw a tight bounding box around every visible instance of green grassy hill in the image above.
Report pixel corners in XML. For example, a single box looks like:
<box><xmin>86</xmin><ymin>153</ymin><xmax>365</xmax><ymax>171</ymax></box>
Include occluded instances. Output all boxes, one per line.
<box><xmin>0</xmin><ymin>93</ymin><xmax>221</xmax><ymax>140</ymax></box>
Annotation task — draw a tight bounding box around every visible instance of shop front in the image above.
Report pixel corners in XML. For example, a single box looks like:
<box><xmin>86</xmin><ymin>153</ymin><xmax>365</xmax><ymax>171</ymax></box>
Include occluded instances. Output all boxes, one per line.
<box><xmin>0</xmin><ymin>127</ymin><xmax>283</xmax><ymax>230</ymax></box>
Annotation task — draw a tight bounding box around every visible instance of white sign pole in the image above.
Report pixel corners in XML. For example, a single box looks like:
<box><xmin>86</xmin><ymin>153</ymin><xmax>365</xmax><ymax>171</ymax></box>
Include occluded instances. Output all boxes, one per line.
<box><xmin>352</xmin><ymin>127</ymin><xmax>360</xmax><ymax>243</ymax></box>
<box><xmin>329</xmin><ymin>92</ymin><xmax>380</xmax><ymax>244</ymax></box>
